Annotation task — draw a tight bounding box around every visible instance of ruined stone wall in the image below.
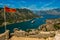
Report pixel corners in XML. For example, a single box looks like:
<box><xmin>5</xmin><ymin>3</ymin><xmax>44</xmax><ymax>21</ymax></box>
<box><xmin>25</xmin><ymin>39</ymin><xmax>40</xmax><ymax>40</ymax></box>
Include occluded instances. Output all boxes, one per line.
<box><xmin>14</xmin><ymin>31</ymin><xmax>26</xmax><ymax>37</ymax></box>
<box><xmin>14</xmin><ymin>30</ymin><xmax>55</xmax><ymax>38</ymax></box>
<box><xmin>54</xmin><ymin>30</ymin><xmax>60</xmax><ymax>40</ymax></box>
<box><xmin>0</xmin><ymin>30</ymin><xmax>9</xmax><ymax>40</ymax></box>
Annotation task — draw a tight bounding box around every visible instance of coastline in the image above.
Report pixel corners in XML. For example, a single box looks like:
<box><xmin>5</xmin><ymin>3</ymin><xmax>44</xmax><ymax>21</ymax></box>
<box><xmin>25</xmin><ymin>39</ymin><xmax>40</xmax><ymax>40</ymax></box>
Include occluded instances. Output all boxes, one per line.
<box><xmin>0</xmin><ymin>19</ymin><xmax>32</xmax><ymax>27</ymax></box>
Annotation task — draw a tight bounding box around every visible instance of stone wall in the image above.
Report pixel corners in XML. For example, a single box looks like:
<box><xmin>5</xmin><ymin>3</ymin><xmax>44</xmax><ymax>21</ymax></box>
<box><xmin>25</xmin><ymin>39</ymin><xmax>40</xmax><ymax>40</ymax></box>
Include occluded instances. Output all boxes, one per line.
<box><xmin>0</xmin><ymin>30</ymin><xmax>9</xmax><ymax>40</ymax></box>
<box><xmin>14</xmin><ymin>30</ymin><xmax>26</xmax><ymax>37</ymax></box>
<box><xmin>14</xmin><ymin>30</ymin><xmax>55</xmax><ymax>38</ymax></box>
<box><xmin>28</xmin><ymin>31</ymin><xmax>55</xmax><ymax>38</ymax></box>
<box><xmin>54</xmin><ymin>30</ymin><xmax>60</xmax><ymax>40</ymax></box>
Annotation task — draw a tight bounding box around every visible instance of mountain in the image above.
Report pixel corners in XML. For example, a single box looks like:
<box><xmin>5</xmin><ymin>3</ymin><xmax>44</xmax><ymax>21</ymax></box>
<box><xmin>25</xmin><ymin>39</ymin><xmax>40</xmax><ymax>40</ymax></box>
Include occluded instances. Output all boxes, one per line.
<box><xmin>35</xmin><ymin>8</ymin><xmax>60</xmax><ymax>15</ymax></box>
<box><xmin>0</xmin><ymin>8</ymin><xmax>39</xmax><ymax>26</ymax></box>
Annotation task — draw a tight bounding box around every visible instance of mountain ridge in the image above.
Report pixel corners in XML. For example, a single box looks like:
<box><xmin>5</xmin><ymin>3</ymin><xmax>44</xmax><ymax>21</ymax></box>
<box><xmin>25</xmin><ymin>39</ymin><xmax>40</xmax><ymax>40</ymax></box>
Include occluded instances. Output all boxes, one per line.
<box><xmin>34</xmin><ymin>8</ymin><xmax>60</xmax><ymax>15</ymax></box>
<box><xmin>0</xmin><ymin>8</ymin><xmax>39</xmax><ymax>26</ymax></box>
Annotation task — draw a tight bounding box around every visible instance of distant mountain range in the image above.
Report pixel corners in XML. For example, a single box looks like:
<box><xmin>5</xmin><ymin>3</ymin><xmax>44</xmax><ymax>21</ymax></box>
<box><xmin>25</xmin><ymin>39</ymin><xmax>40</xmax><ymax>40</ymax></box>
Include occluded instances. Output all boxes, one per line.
<box><xmin>35</xmin><ymin>8</ymin><xmax>60</xmax><ymax>15</ymax></box>
<box><xmin>0</xmin><ymin>8</ymin><xmax>39</xmax><ymax>26</ymax></box>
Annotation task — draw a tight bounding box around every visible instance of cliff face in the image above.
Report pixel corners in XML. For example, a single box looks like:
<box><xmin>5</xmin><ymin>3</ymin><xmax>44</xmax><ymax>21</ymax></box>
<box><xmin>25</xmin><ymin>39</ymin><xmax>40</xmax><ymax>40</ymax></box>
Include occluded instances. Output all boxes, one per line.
<box><xmin>0</xmin><ymin>8</ymin><xmax>39</xmax><ymax>26</ymax></box>
<box><xmin>38</xmin><ymin>19</ymin><xmax>60</xmax><ymax>31</ymax></box>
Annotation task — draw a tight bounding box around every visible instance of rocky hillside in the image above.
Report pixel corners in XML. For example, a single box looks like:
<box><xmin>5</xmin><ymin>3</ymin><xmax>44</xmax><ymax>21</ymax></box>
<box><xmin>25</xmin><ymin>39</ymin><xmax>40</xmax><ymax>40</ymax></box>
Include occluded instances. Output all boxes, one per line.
<box><xmin>38</xmin><ymin>19</ymin><xmax>60</xmax><ymax>31</ymax></box>
<box><xmin>0</xmin><ymin>8</ymin><xmax>39</xmax><ymax>26</ymax></box>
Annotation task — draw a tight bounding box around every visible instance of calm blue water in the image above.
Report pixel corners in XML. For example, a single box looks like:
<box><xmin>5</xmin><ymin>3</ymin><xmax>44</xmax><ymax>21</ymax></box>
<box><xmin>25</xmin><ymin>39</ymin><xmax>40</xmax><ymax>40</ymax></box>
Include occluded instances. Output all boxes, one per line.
<box><xmin>0</xmin><ymin>15</ymin><xmax>60</xmax><ymax>34</ymax></box>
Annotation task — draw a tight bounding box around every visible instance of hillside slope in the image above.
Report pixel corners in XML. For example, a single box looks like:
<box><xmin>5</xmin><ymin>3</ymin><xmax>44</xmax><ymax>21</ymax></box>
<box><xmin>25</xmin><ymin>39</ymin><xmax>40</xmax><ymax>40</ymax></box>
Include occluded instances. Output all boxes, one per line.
<box><xmin>0</xmin><ymin>8</ymin><xmax>39</xmax><ymax>26</ymax></box>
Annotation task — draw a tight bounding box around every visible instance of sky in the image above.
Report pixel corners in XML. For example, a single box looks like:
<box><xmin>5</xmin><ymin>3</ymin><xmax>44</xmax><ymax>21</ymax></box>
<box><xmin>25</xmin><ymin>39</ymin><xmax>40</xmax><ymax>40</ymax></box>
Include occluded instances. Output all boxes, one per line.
<box><xmin>0</xmin><ymin>0</ymin><xmax>60</xmax><ymax>11</ymax></box>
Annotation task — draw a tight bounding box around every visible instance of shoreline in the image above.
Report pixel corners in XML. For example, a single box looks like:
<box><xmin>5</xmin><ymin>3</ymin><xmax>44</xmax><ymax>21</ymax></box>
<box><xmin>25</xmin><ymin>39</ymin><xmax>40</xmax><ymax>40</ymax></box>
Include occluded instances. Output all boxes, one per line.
<box><xmin>0</xmin><ymin>19</ymin><xmax>32</xmax><ymax>27</ymax></box>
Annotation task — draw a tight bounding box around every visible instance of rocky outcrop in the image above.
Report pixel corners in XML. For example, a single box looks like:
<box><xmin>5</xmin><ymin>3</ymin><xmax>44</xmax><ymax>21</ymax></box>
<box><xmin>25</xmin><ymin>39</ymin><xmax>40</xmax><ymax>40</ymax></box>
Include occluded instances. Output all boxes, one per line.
<box><xmin>38</xmin><ymin>19</ymin><xmax>60</xmax><ymax>31</ymax></box>
<box><xmin>0</xmin><ymin>30</ymin><xmax>9</xmax><ymax>40</ymax></box>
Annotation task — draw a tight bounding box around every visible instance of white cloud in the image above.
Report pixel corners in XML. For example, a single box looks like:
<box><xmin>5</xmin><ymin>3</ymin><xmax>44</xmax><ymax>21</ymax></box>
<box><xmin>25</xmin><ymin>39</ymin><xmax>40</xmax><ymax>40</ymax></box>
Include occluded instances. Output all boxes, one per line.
<box><xmin>19</xmin><ymin>0</ymin><xmax>57</xmax><ymax>11</ymax></box>
<box><xmin>24</xmin><ymin>0</ymin><xmax>56</xmax><ymax>10</ymax></box>
<box><xmin>6</xmin><ymin>4</ymin><xmax>10</xmax><ymax>6</ymax></box>
<box><xmin>20</xmin><ymin>5</ymin><xmax>35</xmax><ymax>10</ymax></box>
<box><xmin>0</xmin><ymin>3</ymin><xmax>15</xmax><ymax>8</ymax></box>
<box><xmin>26</xmin><ymin>5</ymin><xmax>40</xmax><ymax>10</ymax></box>
<box><xmin>21</xmin><ymin>1</ymin><xmax>26</xmax><ymax>3</ymax></box>
<box><xmin>40</xmin><ymin>0</ymin><xmax>56</xmax><ymax>10</ymax></box>
<box><xmin>0</xmin><ymin>3</ymin><xmax>10</xmax><ymax>6</ymax></box>
<box><xmin>20</xmin><ymin>4</ymin><xmax>40</xmax><ymax>11</ymax></box>
<box><xmin>0</xmin><ymin>3</ymin><xmax>3</xmax><ymax>5</ymax></box>
<box><xmin>40</xmin><ymin>7</ymin><xmax>58</xmax><ymax>10</ymax></box>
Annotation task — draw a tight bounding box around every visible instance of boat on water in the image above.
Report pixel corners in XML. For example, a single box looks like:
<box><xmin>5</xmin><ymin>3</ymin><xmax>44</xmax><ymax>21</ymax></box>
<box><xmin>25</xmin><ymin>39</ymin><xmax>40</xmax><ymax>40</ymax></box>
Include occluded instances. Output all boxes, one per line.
<box><xmin>31</xmin><ymin>20</ymin><xmax>35</xmax><ymax>23</ymax></box>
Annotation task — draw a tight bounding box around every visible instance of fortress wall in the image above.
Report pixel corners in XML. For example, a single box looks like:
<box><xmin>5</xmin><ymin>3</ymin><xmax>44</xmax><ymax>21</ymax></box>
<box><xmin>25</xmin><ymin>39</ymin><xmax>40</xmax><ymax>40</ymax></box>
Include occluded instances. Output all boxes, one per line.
<box><xmin>14</xmin><ymin>30</ymin><xmax>55</xmax><ymax>38</ymax></box>
<box><xmin>0</xmin><ymin>30</ymin><xmax>9</xmax><ymax>40</ymax></box>
<box><xmin>14</xmin><ymin>31</ymin><xmax>26</xmax><ymax>37</ymax></box>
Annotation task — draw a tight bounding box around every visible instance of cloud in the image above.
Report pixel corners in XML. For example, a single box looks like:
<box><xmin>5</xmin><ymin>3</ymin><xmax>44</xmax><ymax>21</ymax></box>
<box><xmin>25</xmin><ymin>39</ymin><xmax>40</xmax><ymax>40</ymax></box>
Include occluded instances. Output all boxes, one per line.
<box><xmin>20</xmin><ymin>4</ymin><xmax>40</xmax><ymax>11</ymax></box>
<box><xmin>21</xmin><ymin>1</ymin><xmax>26</xmax><ymax>3</ymax></box>
<box><xmin>23</xmin><ymin>0</ymin><xmax>56</xmax><ymax>10</ymax></box>
<box><xmin>0</xmin><ymin>3</ymin><xmax>3</xmax><ymax>5</ymax></box>
<box><xmin>40</xmin><ymin>7</ymin><xmax>58</xmax><ymax>10</ymax></box>
<box><xmin>20</xmin><ymin>5</ymin><xmax>35</xmax><ymax>10</ymax></box>
<box><xmin>40</xmin><ymin>0</ymin><xmax>56</xmax><ymax>9</ymax></box>
<box><xmin>0</xmin><ymin>2</ymin><xmax>15</xmax><ymax>8</ymax></box>
<box><xmin>6</xmin><ymin>4</ymin><xmax>10</xmax><ymax>6</ymax></box>
<box><xmin>0</xmin><ymin>3</ymin><xmax>9</xmax><ymax>6</ymax></box>
<box><xmin>27</xmin><ymin>5</ymin><xmax>39</xmax><ymax>10</ymax></box>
